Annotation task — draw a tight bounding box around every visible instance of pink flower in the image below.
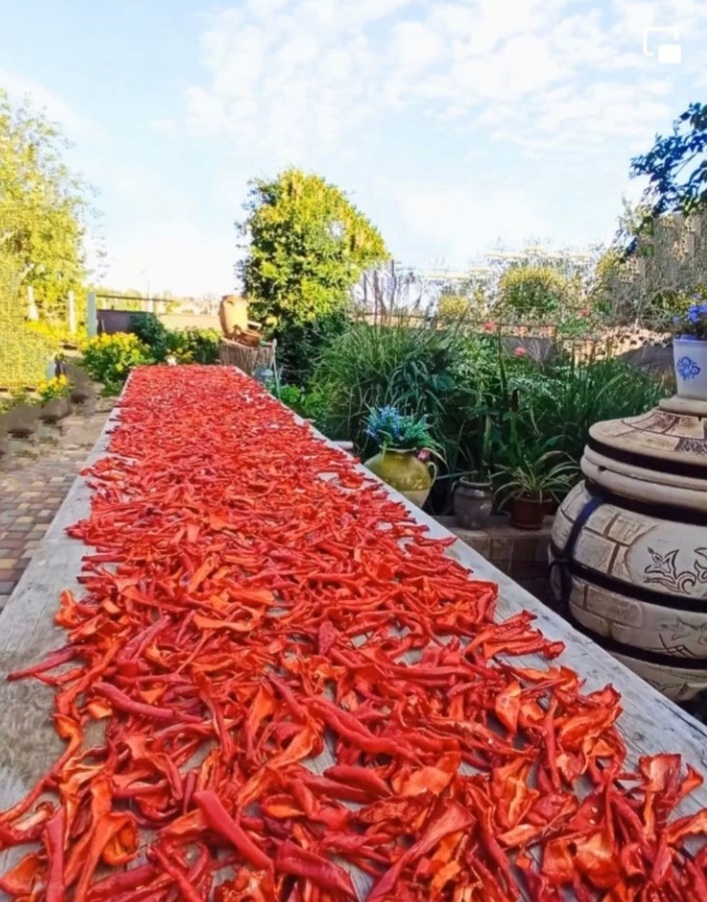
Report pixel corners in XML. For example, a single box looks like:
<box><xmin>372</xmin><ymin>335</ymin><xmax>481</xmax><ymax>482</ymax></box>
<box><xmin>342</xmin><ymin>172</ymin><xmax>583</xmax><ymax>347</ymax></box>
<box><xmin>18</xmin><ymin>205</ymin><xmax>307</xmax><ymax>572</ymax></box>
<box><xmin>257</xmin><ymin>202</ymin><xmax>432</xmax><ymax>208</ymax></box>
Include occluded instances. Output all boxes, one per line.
<box><xmin>417</xmin><ymin>449</ymin><xmax>431</xmax><ymax>461</ymax></box>
<box><xmin>514</xmin><ymin>347</ymin><xmax>527</xmax><ymax>357</ymax></box>
<box><xmin>483</xmin><ymin>321</ymin><xmax>496</xmax><ymax>331</ymax></box>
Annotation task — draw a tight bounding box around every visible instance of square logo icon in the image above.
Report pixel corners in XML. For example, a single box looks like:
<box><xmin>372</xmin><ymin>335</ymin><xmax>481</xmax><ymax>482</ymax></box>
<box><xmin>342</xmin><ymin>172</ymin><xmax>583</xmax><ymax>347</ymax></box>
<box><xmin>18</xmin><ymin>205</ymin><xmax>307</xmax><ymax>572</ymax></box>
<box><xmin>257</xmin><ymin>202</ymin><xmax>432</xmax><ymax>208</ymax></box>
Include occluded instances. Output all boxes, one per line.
<box><xmin>657</xmin><ymin>42</ymin><xmax>682</xmax><ymax>64</ymax></box>
<box><xmin>643</xmin><ymin>27</ymin><xmax>682</xmax><ymax>64</ymax></box>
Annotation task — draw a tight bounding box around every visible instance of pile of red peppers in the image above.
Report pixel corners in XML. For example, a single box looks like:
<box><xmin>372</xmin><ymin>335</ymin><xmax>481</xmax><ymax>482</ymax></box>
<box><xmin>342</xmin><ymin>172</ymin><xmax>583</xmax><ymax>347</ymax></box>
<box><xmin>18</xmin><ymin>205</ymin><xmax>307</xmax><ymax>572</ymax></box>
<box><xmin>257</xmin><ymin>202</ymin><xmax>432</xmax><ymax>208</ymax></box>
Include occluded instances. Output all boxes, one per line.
<box><xmin>2</xmin><ymin>365</ymin><xmax>707</xmax><ymax>901</ymax></box>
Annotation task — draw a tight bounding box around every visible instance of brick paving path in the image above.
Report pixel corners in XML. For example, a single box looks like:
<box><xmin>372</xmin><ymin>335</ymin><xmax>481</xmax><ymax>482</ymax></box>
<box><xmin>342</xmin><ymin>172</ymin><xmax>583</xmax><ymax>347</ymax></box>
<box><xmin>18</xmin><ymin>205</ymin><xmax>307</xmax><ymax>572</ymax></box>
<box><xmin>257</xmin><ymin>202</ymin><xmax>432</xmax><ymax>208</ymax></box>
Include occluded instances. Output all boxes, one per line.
<box><xmin>0</xmin><ymin>401</ymin><xmax>112</xmax><ymax>612</ymax></box>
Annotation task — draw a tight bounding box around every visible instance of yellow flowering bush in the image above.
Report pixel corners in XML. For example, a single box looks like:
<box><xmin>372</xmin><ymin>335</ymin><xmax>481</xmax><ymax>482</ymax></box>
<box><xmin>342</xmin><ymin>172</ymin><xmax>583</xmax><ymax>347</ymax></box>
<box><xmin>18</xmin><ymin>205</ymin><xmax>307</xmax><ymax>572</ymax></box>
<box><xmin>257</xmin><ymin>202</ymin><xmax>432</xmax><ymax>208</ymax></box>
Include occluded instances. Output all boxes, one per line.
<box><xmin>80</xmin><ymin>333</ymin><xmax>152</xmax><ymax>395</ymax></box>
<box><xmin>37</xmin><ymin>374</ymin><xmax>70</xmax><ymax>403</ymax></box>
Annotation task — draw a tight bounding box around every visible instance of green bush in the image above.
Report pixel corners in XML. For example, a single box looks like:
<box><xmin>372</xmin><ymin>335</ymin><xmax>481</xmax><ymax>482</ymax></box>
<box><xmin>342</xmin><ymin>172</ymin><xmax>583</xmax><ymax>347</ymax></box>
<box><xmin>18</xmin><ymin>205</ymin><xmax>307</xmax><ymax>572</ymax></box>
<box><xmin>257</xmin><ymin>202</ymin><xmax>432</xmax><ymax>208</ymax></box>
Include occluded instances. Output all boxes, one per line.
<box><xmin>312</xmin><ymin>317</ymin><xmax>470</xmax><ymax>461</ymax></box>
<box><xmin>497</xmin><ymin>265</ymin><xmax>570</xmax><ymax>320</ymax></box>
<box><xmin>437</xmin><ymin>295</ymin><xmax>472</xmax><ymax>324</ymax></box>
<box><xmin>499</xmin><ymin>353</ymin><xmax>664</xmax><ymax>468</ymax></box>
<box><xmin>80</xmin><ymin>332</ymin><xmax>152</xmax><ymax>395</ymax></box>
<box><xmin>131</xmin><ymin>314</ymin><xmax>220</xmax><ymax>365</ymax></box>
<box><xmin>131</xmin><ymin>313</ymin><xmax>172</xmax><ymax>361</ymax></box>
<box><xmin>178</xmin><ymin>328</ymin><xmax>220</xmax><ymax>364</ymax></box>
<box><xmin>25</xmin><ymin>320</ymin><xmax>87</xmax><ymax>347</ymax></box>
<box><xmin>274</xmin><ymin>308</ymin><xmax>349</xmax><ymax>385</ymax></box>
<box><xmin>304</xmin><ymin>314</ymin><xmax>665</xmax><ymax>512</ymax></box>
<box><xmin>268</xmin><ymin>382</ymin><xmax>328</xmax><ymax>425</ymax></box>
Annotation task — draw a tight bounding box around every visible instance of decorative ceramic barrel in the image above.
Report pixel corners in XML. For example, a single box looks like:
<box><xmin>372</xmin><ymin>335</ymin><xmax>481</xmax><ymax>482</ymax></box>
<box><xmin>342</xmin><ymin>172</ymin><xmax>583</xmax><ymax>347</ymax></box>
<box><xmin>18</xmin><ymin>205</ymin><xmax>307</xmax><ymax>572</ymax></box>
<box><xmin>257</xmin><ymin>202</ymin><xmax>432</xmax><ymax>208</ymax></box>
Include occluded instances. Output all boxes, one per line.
<box><xmin>550</xmin><ymin>395</ymin><xmax>707</xmax><ymax>702</ymax></box>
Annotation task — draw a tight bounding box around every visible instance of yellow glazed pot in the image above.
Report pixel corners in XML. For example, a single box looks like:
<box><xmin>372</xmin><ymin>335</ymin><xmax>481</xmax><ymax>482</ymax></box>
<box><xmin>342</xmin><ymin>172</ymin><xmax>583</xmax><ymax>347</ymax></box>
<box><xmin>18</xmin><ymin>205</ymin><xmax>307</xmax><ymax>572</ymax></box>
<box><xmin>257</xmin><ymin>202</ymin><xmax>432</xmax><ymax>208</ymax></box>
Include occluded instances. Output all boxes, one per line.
<box><xmin>364</xmin><ymin>448</ymin><xmax>437</xmax><ymax>508</ymax></box>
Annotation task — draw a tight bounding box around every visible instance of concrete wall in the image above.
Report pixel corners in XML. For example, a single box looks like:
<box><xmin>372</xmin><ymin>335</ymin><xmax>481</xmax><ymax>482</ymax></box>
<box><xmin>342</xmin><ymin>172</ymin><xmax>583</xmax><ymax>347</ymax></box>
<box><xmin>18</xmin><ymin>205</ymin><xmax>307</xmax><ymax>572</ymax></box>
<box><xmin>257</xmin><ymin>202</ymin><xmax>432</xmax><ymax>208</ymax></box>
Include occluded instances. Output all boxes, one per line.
<box><xmin>97</xmin><ymin>310</ymin><xmax>220</xmax><ymax>335</ymax></box>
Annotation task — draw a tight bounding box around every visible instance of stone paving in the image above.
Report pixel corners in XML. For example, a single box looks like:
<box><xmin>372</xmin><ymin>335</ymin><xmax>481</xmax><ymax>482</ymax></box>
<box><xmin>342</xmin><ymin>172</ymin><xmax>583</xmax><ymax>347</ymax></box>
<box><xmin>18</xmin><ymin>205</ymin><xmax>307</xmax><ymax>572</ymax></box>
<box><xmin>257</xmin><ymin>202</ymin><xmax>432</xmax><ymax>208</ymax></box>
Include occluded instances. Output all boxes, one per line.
<box><xmin>0</xmin><ymin>401</ymin><xmax>112</xmax><ymax>613</ymax></box>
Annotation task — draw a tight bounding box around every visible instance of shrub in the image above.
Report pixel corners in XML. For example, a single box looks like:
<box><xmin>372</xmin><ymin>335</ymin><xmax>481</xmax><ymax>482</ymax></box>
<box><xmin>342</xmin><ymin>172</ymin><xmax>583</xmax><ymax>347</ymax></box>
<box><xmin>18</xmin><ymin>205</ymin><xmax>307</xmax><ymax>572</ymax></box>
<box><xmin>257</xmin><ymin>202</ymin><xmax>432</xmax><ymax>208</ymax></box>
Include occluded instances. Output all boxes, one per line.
<box><xmin>177</xmin><ymin>328</ymin><xmax>221</xmax><ymax>364</ymax></box>
<box><xmin>37</xmin><ymin>374</ymin><xmax>70</xmax><ymax>403</ymax></box>
<box><xmin>268</xmin><ymin>382</ymin><xmax>328</xmax><ymax>425</ymax></box>
<box><xmin>274</xmin><ymin>308</ymin><xmax>349</xmax><ymax>385</ymax></box>
<box><xmin>131</xmin><ymin>313</ymin><xmax>171</xmax><ymax>361</ymax></box>
<box><xmin>497</xmin><ymin>265</ymin><xmax>570</xmax><ymax>320</ymax></box>
<box><xmin>80</xmin><ymin>333</ymin><xmax>152</xmax><ymax>395</ymax></box>
<box><xmin>437</xmin><ymin>295</ymin><xmax>472</xmax><ymax>324</ymax></box>
<box><xmin>131</xmin><ymin>315</ymin><xmax>221</xmax><ymax>364</ymax></box>
<box><xmin>25</xmin><ymin>320</ymin><xmax>87</xmax><ymax>348</ymax></box>
<box><xmin>312</xmin><ymin>317</ymin><xmax>469</xmax><ymax>459</ymax></box>
<box><xmin>502</xmin><ymin>354</ymin><xmax>664</xmax><ymax>468</ymax></box>
<box><xmin>131</xmin><ymin>313</ymin><xmax>221</xmax><ymax>364</ymax></box>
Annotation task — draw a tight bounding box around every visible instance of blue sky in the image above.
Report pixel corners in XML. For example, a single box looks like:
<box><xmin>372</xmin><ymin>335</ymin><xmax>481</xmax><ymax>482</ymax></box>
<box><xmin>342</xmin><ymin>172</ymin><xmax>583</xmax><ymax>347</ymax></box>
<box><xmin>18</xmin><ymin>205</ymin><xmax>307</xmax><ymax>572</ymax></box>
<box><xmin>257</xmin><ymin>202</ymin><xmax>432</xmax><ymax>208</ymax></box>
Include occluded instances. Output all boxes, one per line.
<box><xmin>0</xmin><ymin>0</ymin><xmax>704</xmax><ymax>296</ymax></box>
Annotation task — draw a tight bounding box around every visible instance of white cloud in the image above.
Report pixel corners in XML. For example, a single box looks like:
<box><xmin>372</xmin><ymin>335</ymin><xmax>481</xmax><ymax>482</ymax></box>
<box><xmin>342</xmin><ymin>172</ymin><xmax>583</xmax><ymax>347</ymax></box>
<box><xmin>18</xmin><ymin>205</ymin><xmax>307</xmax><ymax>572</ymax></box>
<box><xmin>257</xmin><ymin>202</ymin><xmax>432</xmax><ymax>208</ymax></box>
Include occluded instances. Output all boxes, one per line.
<box><xmin>186</xmin><ymin>0</ymin><xmax>705</xmax><ymax>162</ymax></box>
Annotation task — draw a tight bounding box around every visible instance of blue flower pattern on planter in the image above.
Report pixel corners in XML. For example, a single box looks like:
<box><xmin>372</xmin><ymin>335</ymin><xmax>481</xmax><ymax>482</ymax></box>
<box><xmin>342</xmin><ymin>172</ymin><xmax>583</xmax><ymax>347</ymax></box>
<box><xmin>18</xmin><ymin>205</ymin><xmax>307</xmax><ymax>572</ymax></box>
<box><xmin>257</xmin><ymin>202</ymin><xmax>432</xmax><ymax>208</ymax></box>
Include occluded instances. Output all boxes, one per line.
<box><xmin>676</xmin><ymin>355</ymin><xmax>702</xmax><ymax>381</ymax></box>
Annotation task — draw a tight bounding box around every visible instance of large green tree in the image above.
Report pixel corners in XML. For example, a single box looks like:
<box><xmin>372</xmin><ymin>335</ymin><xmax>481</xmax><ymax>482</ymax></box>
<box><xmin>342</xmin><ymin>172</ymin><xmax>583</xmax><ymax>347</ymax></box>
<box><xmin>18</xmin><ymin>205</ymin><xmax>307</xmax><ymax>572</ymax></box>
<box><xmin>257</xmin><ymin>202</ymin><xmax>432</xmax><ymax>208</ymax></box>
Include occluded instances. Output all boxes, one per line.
<box><xmin>236</xmin><ymin>168</ymin><xmax>389</xmax><ymax>329</ymax></box>
<box><xmin>0</xmin><ymin>88</ymin><xmax>91</xmax><ymax>319</ymax></box>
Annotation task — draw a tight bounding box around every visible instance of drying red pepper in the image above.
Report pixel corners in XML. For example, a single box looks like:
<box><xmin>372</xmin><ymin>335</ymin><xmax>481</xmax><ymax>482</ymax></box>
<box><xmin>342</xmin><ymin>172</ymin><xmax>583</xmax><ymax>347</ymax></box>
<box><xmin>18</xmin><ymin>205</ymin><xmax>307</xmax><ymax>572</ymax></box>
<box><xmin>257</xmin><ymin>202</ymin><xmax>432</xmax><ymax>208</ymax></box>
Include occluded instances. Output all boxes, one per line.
<box><xmin>1</xmin><ymin>366</ymin><xmax>707</xmax><ymax>900</ymax></box>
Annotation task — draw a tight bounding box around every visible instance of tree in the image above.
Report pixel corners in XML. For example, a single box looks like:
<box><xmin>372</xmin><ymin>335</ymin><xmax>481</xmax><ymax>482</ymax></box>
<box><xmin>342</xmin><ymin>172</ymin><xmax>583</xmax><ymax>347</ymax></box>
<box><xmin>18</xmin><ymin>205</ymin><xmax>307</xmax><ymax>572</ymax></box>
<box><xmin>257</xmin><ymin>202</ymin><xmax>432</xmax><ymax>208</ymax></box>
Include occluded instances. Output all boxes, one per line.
<box><xmin>0</xmin><ymin>88</ymin><xmax>91</xmax><ymax>319</ymax></box>
<box><xmin>591</xmin><ymin>205</ymin><xmax>706</xmax><ymax>324</ymax></box>
<box><xmin>631</xmin><ymin>102</ymin><xmax>707</xmax><ymax>220</ymax></box>
<box><xmin>236</xmin><ymin>168</ymin><xmax>389</xmax><ymax>329</ymax></box>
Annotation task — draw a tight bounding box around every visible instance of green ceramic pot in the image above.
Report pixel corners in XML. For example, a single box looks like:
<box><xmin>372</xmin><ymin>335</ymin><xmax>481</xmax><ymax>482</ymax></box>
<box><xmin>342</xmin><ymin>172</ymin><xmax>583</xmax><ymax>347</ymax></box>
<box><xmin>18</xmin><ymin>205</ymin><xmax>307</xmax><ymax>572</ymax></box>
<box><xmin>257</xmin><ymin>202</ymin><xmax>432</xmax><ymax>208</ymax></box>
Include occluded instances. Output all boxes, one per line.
<box><xmin>364</xmin><ymin>447</ymin><xmax>437</xmax><ymax>508</ymax></box>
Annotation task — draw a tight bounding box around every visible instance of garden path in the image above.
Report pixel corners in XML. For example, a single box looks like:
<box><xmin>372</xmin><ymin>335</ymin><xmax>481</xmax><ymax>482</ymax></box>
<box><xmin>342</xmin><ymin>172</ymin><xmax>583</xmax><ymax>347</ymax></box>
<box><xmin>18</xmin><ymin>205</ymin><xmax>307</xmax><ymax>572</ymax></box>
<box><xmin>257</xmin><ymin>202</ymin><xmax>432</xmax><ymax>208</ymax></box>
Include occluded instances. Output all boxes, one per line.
<box><xmin>0</xmin><ymin>400</ymin><xmax>112</xmax><ymax>613</ymax></box>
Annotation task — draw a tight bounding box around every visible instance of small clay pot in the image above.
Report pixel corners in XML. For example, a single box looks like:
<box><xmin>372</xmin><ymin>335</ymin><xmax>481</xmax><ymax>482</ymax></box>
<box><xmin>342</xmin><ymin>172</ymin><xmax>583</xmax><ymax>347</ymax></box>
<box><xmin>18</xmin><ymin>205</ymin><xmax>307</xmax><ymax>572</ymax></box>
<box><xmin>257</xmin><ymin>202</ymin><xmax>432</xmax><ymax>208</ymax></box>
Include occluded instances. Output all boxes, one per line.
<box><xmin>40</xmin><ymin>397</ymin><xmax>71</xmax><ymax>424</ymax></box>
<box><xmin>542</xmin><ymin>495</ymin><xmax>558</xmax><ymax>515</ymax></box>
<box><xmin>453</xmin><ymin>479</ymin><xmax>493</xmax><ymax>530</ymax></box>
<box><xmin>509</xmin><ymin>495</ymin><xmax>546</xmax><ymax>531</ymax></box>
<box><xmin>5</xmin><ymin>403</ymin><xmax>40</xmax><ymax>438</ymax></box>
<box><xmin>70</xmin><ymin>382</ymin><xmax>95</xmax><ymax>404</ymax></box>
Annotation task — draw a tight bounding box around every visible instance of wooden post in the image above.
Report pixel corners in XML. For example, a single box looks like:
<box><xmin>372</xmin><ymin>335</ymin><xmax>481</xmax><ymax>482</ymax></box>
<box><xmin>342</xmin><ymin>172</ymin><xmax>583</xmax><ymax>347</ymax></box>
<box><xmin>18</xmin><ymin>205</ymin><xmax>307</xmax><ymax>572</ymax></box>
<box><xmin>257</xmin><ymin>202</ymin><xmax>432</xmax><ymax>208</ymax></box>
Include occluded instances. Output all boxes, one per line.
<box><xmin>67</xmin><ymin>290</ymin><xmax>76</xmax><ymax>333</ymax></box>
<box><xmin>27</xmin><ymin>286</ymin><xmax>39</xmax><ymax>321</ymax></box>
<box><xmin>87</xmin><ymin>292</ymin><xmax>97</xmax><ymax>337</ymax></box>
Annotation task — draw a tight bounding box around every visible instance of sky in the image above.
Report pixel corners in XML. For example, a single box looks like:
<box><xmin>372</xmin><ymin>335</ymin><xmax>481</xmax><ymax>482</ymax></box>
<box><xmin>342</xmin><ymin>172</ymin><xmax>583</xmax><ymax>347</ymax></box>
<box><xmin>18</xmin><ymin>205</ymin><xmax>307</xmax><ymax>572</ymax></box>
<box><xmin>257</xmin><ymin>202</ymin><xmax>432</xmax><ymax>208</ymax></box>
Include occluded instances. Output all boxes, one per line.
<box><xmin>0</xmin><ymin>0</ymin><xmax>705</xmax><ymax>297</ymax></box>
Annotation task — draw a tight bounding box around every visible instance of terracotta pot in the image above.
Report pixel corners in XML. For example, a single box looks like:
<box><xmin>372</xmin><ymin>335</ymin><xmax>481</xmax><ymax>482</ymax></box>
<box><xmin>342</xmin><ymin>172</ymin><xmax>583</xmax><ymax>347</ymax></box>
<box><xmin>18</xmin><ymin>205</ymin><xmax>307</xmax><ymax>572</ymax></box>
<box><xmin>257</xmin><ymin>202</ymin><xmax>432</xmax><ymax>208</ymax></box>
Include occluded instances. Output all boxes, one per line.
<box><xmin>39</xmin><ymin>397</ymin><xmax>71</xmax><ymax>423</ymax></box>
<box><xmin>542</xmin><ymin>495</ymin><xmax>558</xmax><ymax>515</ymax></box>
<box><xmin>453</xmin><ymin>479</ymin><xmax>493</xmax><ymax>529</ymax></box>
<box><xmin>70</xmin><ymin>381</ymin><xmax>95</xmax><ymax>404</ymax></box>
<box><xmin>364</xmin><ymin>448</ymin><xmax>437</xmax><ymax>508</ymax></box>
<box><xmin>509</xmin><ymin>495</ymin><xmax>546</xmax><ymax>530</ymax></box>
<box><xmin>551</xmin><ymin>394</ymin><xmax>707</xmax><ymax>702</ymax></box>
<box><xmin>218</xmin><ymin>295</ymin><xmax>249</xmax><ymax>338</ymax></box>
<box><xmin>673</xmin><ymin>337</ymin><xmax>707</xmax><ymax>401</ymax></box>
<box><xmin>5</xmin><ymin>403</ymin><xmax>40</xmax><ymax>438</ymax></box>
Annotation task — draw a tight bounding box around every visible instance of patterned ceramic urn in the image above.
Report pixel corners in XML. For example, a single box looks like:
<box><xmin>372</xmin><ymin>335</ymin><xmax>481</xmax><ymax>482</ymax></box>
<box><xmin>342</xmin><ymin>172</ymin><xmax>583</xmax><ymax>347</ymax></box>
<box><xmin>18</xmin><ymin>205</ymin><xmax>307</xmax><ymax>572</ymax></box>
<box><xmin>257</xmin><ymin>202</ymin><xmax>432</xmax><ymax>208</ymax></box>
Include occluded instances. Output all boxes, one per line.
<box><xmin>550</xmin><ymin>395</ymin><xmax>707</xmax><ymax>701</ymax></box>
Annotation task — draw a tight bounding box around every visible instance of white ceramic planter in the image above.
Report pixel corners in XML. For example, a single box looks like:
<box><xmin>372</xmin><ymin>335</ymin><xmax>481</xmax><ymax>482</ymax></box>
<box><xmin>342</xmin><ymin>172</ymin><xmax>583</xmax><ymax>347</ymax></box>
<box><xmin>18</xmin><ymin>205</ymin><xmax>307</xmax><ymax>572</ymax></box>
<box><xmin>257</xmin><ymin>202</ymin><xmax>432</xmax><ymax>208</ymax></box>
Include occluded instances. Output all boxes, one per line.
<box><xmin>674</xmin><ymin>338</ymin><xmax>707</xmax><ymax>401</ymax></box>
<box><xmin>551</xmin><ymin>394</ymin><xmax>707</xmax><ymax>702</ymax></box>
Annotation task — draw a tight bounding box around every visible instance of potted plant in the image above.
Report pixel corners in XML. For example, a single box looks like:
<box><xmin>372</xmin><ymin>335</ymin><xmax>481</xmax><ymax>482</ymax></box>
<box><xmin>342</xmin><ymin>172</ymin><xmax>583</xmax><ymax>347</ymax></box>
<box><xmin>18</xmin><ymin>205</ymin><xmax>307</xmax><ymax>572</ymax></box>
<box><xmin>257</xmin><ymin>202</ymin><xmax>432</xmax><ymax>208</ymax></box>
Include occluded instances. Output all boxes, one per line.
<box><xmin>672</xmin><ymin>298</ymin><xmax>707</xmax><ymax>400</ymax></box>
<box><xmin>37</xmin><ymin>375</ymin><xmax>72</xmax><ymax>424</ymax></box>
<box><xmin>494</xmin><ymin>447</ymin><xmax>577</xmax><ymax>531</ymax></box>
<box><xmin>453</xmin><ymin>416</ymin><xmax>494</xmax><ymax>529</ymax></box>
<box><xmin>363</xmin><ymin>406</ymin><xmax>441</xmax><ymax>508</ymax></box>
